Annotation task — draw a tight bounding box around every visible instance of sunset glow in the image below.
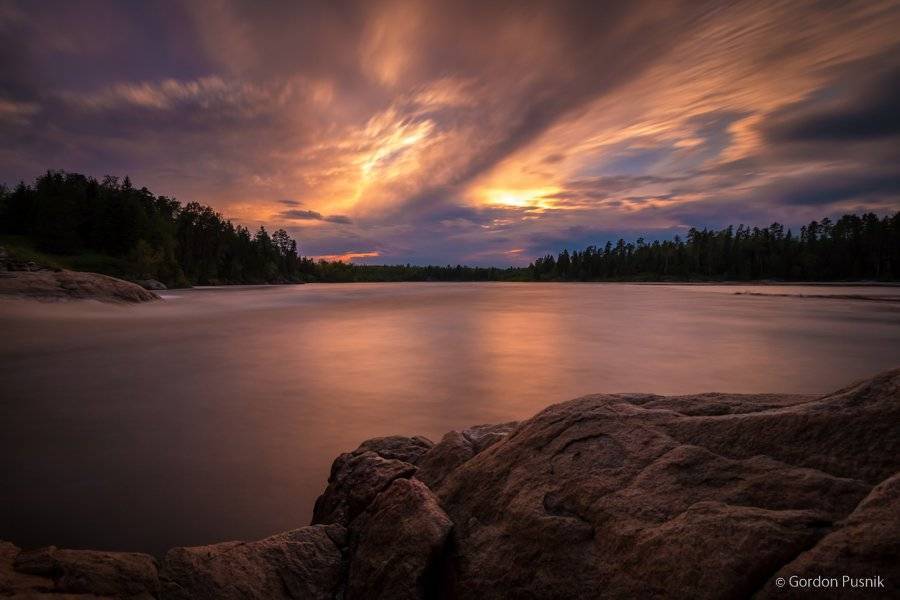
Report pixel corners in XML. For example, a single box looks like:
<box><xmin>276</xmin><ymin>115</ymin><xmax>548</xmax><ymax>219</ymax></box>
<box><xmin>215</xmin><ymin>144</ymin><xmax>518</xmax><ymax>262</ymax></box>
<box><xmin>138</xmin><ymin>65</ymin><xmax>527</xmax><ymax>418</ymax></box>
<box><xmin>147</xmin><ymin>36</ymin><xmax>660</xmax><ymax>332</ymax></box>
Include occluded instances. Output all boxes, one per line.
<box><xmin>315</xmin><ymin>251</ymin><xmax>381</xmax><ymax>263</ymax></box>
<box><xmin>481</xmin><ymin>187</ymin><xmax>561</xmax><ymax>210</ymax></box>
<box><xmin>2</xmin><ymin>0</ymin><xmax>899</xmax><ymax>264</ymax></box>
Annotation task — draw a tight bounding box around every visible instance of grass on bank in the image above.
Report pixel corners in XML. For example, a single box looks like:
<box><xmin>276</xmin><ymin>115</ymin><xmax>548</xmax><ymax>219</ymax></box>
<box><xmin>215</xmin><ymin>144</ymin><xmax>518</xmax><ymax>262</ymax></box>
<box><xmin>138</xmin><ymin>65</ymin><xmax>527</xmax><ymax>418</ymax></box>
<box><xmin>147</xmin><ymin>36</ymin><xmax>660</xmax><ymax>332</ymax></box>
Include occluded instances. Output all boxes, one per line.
<box><xmin>0</xmin><ymin>235</ymin><xmax>136</xmax><ymax>280</ymax></box>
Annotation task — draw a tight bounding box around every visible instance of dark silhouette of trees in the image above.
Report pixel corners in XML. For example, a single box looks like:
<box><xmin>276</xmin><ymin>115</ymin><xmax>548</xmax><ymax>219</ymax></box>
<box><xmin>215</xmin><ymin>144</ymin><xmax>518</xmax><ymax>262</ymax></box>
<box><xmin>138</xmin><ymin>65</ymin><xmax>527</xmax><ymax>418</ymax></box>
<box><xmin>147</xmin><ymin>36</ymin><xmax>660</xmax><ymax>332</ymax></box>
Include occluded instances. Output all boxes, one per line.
<box><xmin>0</xmin><ymin>170</ymin><xmax>308</xmax><ymax>286</ymax></box>
<box><xmin>529</xmin><ymin>215</ymin><xmax>900</xmax><ymax>281</ymax></box>
<box><xmin>1</xmin><ymin>170</ymin><xmax>898</xmax><ymax>285</ymax></box>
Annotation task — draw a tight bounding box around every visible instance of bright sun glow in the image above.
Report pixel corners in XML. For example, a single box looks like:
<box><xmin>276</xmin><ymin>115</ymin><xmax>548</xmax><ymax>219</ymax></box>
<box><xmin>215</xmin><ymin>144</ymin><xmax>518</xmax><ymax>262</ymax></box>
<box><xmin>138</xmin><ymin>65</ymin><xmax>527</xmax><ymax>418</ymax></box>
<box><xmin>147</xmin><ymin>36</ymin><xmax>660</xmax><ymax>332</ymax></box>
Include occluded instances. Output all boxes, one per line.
<box><xmin>481</xmin><ymin>186</ymin><xmax>561</xmax><ymax>209</ymax></box>
<box><xmin>360</xmin><ymin>118</ymin><xmax>434</xmax><ymax>179</ymax></box>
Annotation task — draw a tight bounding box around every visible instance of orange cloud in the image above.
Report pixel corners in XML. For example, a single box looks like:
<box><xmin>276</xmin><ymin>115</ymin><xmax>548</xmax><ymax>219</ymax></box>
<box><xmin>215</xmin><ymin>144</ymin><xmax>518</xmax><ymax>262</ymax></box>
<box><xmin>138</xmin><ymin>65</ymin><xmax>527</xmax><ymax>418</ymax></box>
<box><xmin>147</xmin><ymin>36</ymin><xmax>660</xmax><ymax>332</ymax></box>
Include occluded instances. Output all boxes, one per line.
<box><xmin>314</xmin><ymin>251</ymin><xmax>381</xmax><ymax>263</ymax></box>
<box><xmin>4</xmin><ymin>0</ymin><xmax>899</xmax><ymax>264</ymax></box>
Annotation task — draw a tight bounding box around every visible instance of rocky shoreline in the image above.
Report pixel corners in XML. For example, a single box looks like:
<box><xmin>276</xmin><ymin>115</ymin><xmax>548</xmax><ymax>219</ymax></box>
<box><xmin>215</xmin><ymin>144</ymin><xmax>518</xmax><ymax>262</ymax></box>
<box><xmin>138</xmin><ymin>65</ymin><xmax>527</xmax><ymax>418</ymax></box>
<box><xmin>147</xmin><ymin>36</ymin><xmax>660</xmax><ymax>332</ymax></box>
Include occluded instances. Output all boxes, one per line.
<box><xmin>0</xmin><ymin>247</ymin><xmax>160</xmax><ymax>303</ymax></box>
<box><xmin>0</xmin><ymin>269</ymin><xmax>160</xmax><ymax>303</ymax></box>
<box><xmin>3</xmin><ymin>369</ymin><xmax>898</xmax><ymax>599</ymax></box>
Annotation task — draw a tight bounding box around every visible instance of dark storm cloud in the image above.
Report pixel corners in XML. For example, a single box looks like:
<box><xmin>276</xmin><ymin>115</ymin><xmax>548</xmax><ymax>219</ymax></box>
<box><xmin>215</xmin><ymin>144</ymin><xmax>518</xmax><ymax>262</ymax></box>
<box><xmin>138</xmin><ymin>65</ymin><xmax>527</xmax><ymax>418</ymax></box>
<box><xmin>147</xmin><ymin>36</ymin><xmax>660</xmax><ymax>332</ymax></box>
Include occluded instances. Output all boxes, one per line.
<box><xmin>765</xmin><ymin>63</ymin><xmax>900</xmax><ymax>144</ymax></box>
<box><xmin>279</xmin><ymin>209</ymin><xmax>352</xmax><ymax>224</ymax></box>
<box><xmin>548</xmin><ymin>175</ymin><xmax>687</xmax><ymax>207</ymax></box>
<box><xmin>770</xmin><ymin>172</ymin><xmax>900</xmax><ymax>207</ymax></box>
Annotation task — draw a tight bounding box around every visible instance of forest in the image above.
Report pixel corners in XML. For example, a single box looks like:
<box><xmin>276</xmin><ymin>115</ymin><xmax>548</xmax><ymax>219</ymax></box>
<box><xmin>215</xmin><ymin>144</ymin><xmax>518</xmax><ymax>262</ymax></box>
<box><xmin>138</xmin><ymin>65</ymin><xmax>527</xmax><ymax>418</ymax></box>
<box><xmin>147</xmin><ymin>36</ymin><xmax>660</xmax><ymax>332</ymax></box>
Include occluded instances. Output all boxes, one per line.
<box><xmin>530</xmin><ymin>213</ymin><xmax>900</xmax><ymax>282</ymax></box>
<box><xmin>1</xmin><ymin>170</ymin><xmax>899</xmax><ymax>285</ymax></box>
<box><xmin>0</xmin><ymin>170</ymin><xmax>312</xmax><ymax>286</ymax></box>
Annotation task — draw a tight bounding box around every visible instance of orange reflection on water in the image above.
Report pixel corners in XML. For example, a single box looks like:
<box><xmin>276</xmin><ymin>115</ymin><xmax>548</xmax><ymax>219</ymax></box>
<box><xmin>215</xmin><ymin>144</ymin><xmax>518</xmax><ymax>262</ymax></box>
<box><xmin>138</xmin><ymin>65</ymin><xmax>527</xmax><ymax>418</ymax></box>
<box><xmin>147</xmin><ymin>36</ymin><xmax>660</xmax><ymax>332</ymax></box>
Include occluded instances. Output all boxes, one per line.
<box><xmin>2</xmin><ymin>282</ymin><xmax>899</xmax><ymax>556</ymax></box>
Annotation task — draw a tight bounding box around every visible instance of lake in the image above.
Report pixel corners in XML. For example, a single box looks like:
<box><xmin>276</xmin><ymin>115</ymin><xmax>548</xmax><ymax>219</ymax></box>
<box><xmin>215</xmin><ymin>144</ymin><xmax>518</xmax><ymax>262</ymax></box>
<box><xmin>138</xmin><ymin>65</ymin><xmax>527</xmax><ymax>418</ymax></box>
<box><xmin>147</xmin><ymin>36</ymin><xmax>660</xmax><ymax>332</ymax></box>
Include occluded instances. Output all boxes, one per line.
<box><xmin>2</xmin><ymin>282</ymin><xmax>899</xmax><ymax>556</ymax></box>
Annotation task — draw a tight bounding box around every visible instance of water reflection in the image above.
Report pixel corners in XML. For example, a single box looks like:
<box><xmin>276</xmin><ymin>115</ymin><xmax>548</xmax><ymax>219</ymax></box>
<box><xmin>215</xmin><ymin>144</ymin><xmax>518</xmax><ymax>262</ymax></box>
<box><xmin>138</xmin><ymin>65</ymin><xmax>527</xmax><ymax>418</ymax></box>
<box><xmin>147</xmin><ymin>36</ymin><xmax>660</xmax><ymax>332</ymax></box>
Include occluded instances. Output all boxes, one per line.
<box><xmin>1</xmin><ymin>283</ymin><xmax>898</xmax><ymax>555</ymax></box>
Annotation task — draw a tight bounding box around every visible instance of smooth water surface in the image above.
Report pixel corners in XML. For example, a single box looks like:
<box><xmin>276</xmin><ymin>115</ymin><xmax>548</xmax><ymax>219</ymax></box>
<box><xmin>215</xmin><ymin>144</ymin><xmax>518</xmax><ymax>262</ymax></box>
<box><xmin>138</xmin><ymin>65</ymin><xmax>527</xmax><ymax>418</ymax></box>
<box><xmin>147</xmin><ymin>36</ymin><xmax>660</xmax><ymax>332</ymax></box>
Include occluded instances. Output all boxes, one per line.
<box><xmin>2</xmin><ymin>283</ymin><xmax>899</xmax><ymax>555</ymax></box>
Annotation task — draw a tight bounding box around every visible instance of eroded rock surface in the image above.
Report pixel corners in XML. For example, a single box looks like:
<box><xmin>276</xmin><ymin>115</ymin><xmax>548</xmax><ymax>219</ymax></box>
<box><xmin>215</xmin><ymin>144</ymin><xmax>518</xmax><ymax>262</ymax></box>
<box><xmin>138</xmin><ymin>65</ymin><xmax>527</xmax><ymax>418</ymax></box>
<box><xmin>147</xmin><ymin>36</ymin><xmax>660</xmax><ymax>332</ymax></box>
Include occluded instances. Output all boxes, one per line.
<box><xmin>161</xmin><ymin>525</ymin><xmax>344</xmax><ymax>600</ymax></box>
<box><xmin>415</xmin><ymin>422</ymin><xmax>518</xmax><ymax>489</ymax></box>
<box><xmin>0</xmin><ymin>542</ymin><xmax>159</xmax><ymax>598</ymax></box>
<box><xmin>760</xmin><ymin>472</ymin><xmax>900</xmax><ymax>599</ymax></box>
<box><xmin>356</xmin><ymin>435</ymin><xmax>434</xmax><ymax>464</ymax></box>
<box><xmin>309</xmin><ymin>435</ymin><xmax>454</xmax><ymax>599</ymax></box>
<box><xmin>3</xmin><ymin>369</ymin><xmax>897</xmax><ymax>599</ymax></box>
<box><xmin>0</xmin><ymin>269</ymin><xmax>159</xmax><ymax>303</ymax></box>
<box><xmin>346</xmin><ymin>478</ymin><xmax>452</xmax><ymax>600</ymax></box>
<box><xmin>434</xmin><ymin>369</ymin><xmax>899</xmax><ymax>599</ymax></box>
<box><xmin>311</xmin><ymin>449</ymin><xmax>418</xmax><ymax>527</ymax></box>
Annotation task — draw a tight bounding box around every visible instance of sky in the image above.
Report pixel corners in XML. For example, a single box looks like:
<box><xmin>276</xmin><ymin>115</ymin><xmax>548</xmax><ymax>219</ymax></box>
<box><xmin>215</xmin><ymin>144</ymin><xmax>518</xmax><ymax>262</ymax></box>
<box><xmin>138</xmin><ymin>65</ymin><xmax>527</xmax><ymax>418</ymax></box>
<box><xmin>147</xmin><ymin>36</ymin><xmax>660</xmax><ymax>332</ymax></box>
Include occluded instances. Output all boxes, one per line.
<box><xmin>1</xmin><ymin>0</ymin><xmax>899</xmax><ymax>265</ymax></box>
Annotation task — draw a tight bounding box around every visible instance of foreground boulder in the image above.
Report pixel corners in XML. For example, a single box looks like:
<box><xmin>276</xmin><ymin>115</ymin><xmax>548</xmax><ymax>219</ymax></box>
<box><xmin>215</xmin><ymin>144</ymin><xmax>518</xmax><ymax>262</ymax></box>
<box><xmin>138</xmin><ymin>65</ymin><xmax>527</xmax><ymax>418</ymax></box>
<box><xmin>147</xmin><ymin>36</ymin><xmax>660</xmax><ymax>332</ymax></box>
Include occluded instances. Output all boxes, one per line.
<box><xmin>311</xmin><ymin>449</ymin><xmax>419</xmax><ymax>527</ymax></box>
<box><xmin>356</xmin><ymin>435</ymin><xmax>434</xmax><ymax>464</ymax></box>
<box><xmin>161</xmin><ymin>525</ymin><xmax>345</xmax><ymax>600</ymax></box>
<box><xmin>760</xmin><ymin>473</ymin><xmax>900</xmax><ymax>599</ymax></box>
<box><xmin>433</xmin><ymin>369</ymin><xmax>899</xmax><ymax>599</ymax></box>
<box><xmin>310</xmin><ymin>435</ymin><xmax>455</xmax><ymax>599</ymax></box>
<box><xmin>415</xmin><ymin>422</ymin><xmax>518</xmax><ymax>489</ymax></box>
<box><xmin>2</xmin><ymin>369</ymin><xmax>897</xmax><ymax>598</ymax></box>
<box><xmin>0</xmin><ymin>269</ymin><xmax>159</xmax><ymax>303</ymax></box>
<box><xmin>0</xmin><ymin>541</ymin><xmax>159</xmax><ymax>598</ymax></box>
<box><xmin>345</xmin><ymin>478</ymin><xmax>452</xmax><ymax>600</ymax></box>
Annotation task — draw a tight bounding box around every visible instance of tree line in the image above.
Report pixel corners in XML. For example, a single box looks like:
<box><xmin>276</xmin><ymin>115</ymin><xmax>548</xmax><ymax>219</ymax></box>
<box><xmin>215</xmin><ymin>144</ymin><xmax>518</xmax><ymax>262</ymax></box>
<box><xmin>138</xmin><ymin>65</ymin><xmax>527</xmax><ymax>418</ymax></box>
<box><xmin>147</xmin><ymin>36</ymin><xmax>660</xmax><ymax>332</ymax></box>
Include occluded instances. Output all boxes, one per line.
<box><xmin>1</xmin><ymin>170</ymin><xmax>898</xmax><ymax>285</ymax></box>
<box><xmin>0</xmin><ymin>170</ymin><xmax>313</xmax><ymax>285</ymax></box>
<box><xmin>530</xmin><ymin>214</ymin><xmax>900</xmax><ymax>281</ymax></box>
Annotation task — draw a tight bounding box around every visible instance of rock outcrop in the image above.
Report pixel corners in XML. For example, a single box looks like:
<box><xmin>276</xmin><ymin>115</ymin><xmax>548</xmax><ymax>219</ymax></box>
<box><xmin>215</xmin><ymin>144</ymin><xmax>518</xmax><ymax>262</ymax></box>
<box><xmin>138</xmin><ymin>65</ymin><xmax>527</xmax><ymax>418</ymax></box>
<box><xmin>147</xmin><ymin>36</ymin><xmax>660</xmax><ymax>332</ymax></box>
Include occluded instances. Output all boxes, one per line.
<box><xmin>0</xmin><ymin>269</ymin><xmax>159</xmax><ymax>303</ymax></box>
<box><xmin>311</xmin><ymin>448</ymin><xmax>420</xmax><ymax>527</ymax></box>
<box><xmin>344</xmin><ymin>478</ymin><xmax>452</xmax><ymax>600</ymax></box>
<box><xmin>760</xmin><ymin>473</ymin><xmax>900</xmax><ymax>599</ymax></box>
<box><xmin>1</xmin><ymin>542</ymin><xmax>160</xmax><ymax>598</ymax></box>
<box><xmin>2</xmin><ymin>369</ymin><xmax>898</xmax><ymax>598</ymax></box>
<box><xmin>415</xmin><ymin>422</ymin><xmax>518</xmax><ymax>489</ymax></box>
<box><xmin>161</xmin><ymin>525</ymin><xmax>345</xmax><ymax>600</ymax></box>
<box><xmin>137</xmin><ymin>279</ymin><xmax>168</xmax><ymax>291</ymax></box>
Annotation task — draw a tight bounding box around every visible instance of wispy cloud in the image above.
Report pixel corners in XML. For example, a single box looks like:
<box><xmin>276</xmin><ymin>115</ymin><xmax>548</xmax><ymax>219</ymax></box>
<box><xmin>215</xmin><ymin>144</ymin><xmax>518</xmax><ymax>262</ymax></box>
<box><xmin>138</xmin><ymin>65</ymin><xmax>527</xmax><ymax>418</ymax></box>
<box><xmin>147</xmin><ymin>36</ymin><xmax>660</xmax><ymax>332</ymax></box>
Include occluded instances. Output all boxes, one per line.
<box><xmin>1</xmin><ymin>0</ymin><xmax>899</xmax><ymax>264</ymax></box>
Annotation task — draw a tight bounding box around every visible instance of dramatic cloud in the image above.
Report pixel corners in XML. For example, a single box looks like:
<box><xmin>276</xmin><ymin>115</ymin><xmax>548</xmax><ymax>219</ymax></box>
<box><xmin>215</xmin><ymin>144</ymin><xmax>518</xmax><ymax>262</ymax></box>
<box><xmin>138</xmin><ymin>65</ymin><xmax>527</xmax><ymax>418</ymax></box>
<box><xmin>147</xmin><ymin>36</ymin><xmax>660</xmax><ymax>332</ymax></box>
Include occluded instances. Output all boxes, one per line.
<box><xmin>764</xmin><ymin>63</ymin><xmax>900</xmax><ymax>144</ymax></box>
<box><xmin>279</xmin><ymin>209</ymin><xmax>352</xmax><ymax>224</ymax></box>
<box><xmin>1</xmin><ymin>0</ymin><xmax>899</xmax><ymax>264</ymax></box>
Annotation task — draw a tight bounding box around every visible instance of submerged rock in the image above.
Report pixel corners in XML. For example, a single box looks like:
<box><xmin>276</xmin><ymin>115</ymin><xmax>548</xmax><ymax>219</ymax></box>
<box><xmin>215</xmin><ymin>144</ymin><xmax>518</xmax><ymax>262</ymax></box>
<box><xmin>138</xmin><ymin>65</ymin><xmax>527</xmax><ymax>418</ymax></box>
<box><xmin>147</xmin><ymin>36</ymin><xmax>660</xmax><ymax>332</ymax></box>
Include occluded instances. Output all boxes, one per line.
<box><xmin>2</xmin><ymin>368</ymin><xmax>898</xmax><ymax>598</ymax></box>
